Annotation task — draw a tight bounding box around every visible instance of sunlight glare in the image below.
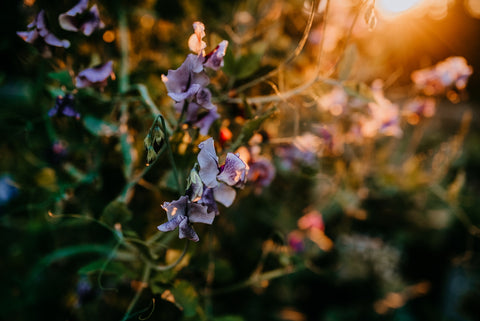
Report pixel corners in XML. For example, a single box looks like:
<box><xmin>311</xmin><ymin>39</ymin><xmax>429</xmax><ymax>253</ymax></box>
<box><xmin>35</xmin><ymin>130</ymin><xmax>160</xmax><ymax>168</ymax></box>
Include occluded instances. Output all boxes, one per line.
<box><xmin>378</xmin><ymin>0</ymin><xmax>423</xmax><ymax>14</ymax></box>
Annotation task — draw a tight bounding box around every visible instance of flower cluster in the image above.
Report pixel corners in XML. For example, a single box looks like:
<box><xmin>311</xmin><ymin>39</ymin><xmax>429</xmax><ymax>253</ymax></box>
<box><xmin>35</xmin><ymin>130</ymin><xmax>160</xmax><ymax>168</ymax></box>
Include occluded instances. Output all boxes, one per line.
<box><xmin>17</xmin><ymin>10</ymin><xmax>70</xmax><ymax>57</ymax></box>
<box><xmin>158</xmin><ymin>138</ymin><xmax>248</xmax><ymax>241</ymax></box>
<box><xmin>411</xmin><ymin>56</ymin><xmax>473</xmax><ymax>96</ymax></box>
<box><xmin>161</xmin><ymin>22</ymin><xmax>228</xmax><ymax>135</ymax></box>
<box><xmin>59</xmin><ymin>0</ymin><xmax>105</xmax><ymax>36</ymax></box>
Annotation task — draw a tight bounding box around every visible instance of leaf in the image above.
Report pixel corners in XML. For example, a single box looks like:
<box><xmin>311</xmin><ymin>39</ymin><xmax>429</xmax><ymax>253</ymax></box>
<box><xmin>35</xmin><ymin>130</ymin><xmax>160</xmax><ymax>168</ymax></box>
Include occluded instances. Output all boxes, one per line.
<box><xmin>83</xmin><ymin>115</ymin><xmax>119</xmax><ymax>137</ymax></box>
<box><xmin>342</xmin><ymin>81</ymin><xmax>375</xmax><ymax>102</ymax></box>
<box><xmin>77</xmin><ymin>259</ymin><xmax>127</xmax><ymax>275</ymax></box>
<box><xmin>171</xmin><ymin>280</ymin><xmax>199</xmax><ymax>318</ymax></box>
<box><xmin>100</xmin><ymin>200</ymin><xmax>132</xmax><ymax>226</ymax></box>
<box><xmin>337</xmin><ymin>44</ymin><xmax>357</xmax><ymax>81</ymax></box>
<box><xmin>229</xmin><ymin>107</ymin><xmax>277</xmax><ymax>152</ymax></box>
<box><xmin>46</xmin><ymin>86</ymin><xmax>65</xmax><ymax>99</ymax></box>
<box><xmin>223</xmin><ymin>47</ymin><xmax>263</xmax><ymax>80</ymax></box>
<box><xmin>47</xmin><ymin>70</ymin><xmax>74</xmax><ymax>89</ymax></box>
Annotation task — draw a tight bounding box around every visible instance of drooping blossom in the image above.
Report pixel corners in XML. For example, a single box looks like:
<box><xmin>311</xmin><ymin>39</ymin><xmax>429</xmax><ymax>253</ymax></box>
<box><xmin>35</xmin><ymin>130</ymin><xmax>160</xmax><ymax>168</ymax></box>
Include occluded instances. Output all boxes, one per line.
<box><xmin>197</xmin><ymin>138</ymin><xmax>248</xmax><ymax>207</ymax></box>
<box><xmin>59</xmin><ymin>0</ymin><xmax>105</xmax><ymax>36</ymax></box>
<box><xmin>411</xmin><ymin>56</ymin><xmax>473</xmax><ymax>95</ymax></box>
<box><xmin>48</xmin><ymin>93</ymin><xmax>80</xmax><ymax>118</ymax></box>
<box><xmin>75</xmin><ymin>60</ymin><xmax>113</xmax><ymax>89</ymax></box>
<box><xmin>162</xmin><ymin>22</ymin><xmax>228</xmax><ymax>135</ymax></box>
<box><xmin>17</xmin><ymin>10</ymin><xmax>70</xmax><ymax>57</ymax></box>
<box><xmin>158</xmin><ymin>195</ymin><xmax>215</xmax><ymax>242</ymax></box>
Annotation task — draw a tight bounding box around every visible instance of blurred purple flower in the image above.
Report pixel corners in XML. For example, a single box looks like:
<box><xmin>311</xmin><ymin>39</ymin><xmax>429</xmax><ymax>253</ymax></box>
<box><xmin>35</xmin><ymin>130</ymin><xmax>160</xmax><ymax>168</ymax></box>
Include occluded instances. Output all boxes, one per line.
<box><xmin>247</xmin><ymin>156</ymin><xmax>275</xmax><ymax>193</ymax></box>
<box><xmin>75</xmin><ymin>60</ymin><xmax>113</xmax><ymax>89</ymax></box>
<box><xmin>48</xmin><ymin>93</ymin><xmax>80</xmax><ymax>118</ymax></box>
<box><xmin>158</xmin><ymin>195</ymin><xmax>215</xmax><ymax>242</ymax></box>
<box><xmin>17</xmin><ymin>10</ymin><xmax>70</xmax><ymax>57</ymax></box>
<box><xmin>204</xmin><ymin>40</ymin><xmax>228</xmax><ymax>70</ymax></box>
<box><xmin>0</xmin><ymin>175</ymin><xmax>19</xmax><ymax>208</ymax></box>
<box><xmin>59</xmin><ymin>0</ymin><xmax>105</xmax><ymax>36</ymax></box>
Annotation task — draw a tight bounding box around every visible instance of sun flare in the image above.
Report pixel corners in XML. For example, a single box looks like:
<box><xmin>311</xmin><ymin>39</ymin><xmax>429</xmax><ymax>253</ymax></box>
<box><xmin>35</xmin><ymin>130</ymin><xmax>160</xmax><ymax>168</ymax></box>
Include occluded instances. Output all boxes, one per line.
<box><xmin>378</xmin><ymin>0</ymin><xmax>423</xmax><ymax>14</ymax></box>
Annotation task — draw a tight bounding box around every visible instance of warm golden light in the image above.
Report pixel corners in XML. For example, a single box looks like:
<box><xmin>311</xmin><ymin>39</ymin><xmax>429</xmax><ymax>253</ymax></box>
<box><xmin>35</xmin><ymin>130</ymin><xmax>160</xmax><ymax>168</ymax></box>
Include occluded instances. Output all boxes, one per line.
<box><xmin>378</xmin><ymin>0</ymin><xmax>423</xmax><ymax>14</ymax></box>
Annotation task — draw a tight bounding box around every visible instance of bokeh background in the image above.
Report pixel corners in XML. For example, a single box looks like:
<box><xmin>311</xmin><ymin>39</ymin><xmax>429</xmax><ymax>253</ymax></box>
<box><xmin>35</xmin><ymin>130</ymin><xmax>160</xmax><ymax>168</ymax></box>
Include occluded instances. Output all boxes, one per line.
<box><xmin>1</xmin><ymin>0</ymin><xmax>480</xmax><ymax>321</ymax></box>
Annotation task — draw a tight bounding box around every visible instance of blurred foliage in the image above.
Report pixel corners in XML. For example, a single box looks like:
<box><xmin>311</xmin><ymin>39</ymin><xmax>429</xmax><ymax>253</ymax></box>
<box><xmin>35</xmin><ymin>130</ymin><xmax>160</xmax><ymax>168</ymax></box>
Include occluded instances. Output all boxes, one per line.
<box><xmin>1</xmin><ymin>0</ymin><xmax>480</xmax><ymax>321</ymax></box>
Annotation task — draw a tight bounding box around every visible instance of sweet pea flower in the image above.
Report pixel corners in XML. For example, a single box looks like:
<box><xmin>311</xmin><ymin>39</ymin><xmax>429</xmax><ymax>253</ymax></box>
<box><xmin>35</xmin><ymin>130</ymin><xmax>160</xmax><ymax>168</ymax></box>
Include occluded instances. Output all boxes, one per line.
<box><xmin>17</xmin><ymin>10</ymin><xmax>70</xmax><ymax>57</ymax></box>
<box><xmin>48</xmin><ymin>93</ymin><xmax>80</xmax><ymax>118</ymax></box>
<box><xmin>204</xmin><ymin>40</ymin><xmax>229</xmax><ymax>71</ymax></box>
<box><xmin>75</xmin><ymin>60</ymin><xmax>114</xmax><ymax>89</ymax></box>
<box><xmin>158</xmin><ymin>195</ymin><xmax>215</xmax><ymax>242</ymax></box>
<box><xmin>197</xmin><ymin>138</ymin><xmax>248</xmax><ymax>207</ymax></box>
<box><xmin>59</xmin><ymin>0</ymin><xmax>105</xmax><ymax>36</ymax></box>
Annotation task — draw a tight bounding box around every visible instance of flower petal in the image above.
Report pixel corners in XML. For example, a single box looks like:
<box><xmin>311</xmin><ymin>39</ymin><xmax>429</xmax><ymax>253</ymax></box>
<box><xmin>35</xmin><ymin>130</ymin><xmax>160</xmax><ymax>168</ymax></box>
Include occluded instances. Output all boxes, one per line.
<box><xmin>213</xmin><ymin>183</ymin><xmax>236</xmax><ymax>207</ymax></box>
<box><xmin>161</xmin><ymin>195</ymin><xmax>188</xmax><ymax>221</ymax></box>
<box><xmin>204</xmin><ymin>40</ymin><xmax>228</xmax><ymax>71</ymax></box>
<box><xmin>197</xmin><ymin>138</ymin><xmax>219</xmax><ymax>188</ymax></box>
<box><xmin>189</xmin><ymin>202</ymin><xmax>215</xmax><ymax>225</ymax></box>
<box><xmin>217</xmin><ymin>153</ymin><xmax>248</xmax><ymax>187</ymax></box>
<box><xmin>179</xmin><ymin>218</ymin><xmax>199</xmax><ymax>242</ymax></box>
<box><xmin>157</xmin><ymin>214</ymin><xmax>185</xmax><ymax>232</ymax></box>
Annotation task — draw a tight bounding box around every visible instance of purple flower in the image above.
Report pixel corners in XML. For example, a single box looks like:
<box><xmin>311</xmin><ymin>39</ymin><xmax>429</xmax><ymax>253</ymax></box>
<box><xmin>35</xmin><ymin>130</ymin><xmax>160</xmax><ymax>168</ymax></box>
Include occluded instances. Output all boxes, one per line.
<box><xmin>59</xmin><ymin>0</ymin><xmax>105</xmax><ymax>36</ymax></box>
<box><xmin>17</xmin><ymin>10</ymin><xmax>70</xmax><ymax>57</ymax></box>
<box><xmin>197</xmin><ymin>138</ymin><xmax>248</xmax><ymax>207</ymax></box>
<box><xmin>204</xmin><ymin>40</ymin><xmax>228</xmax><ymax>71</ymax></box>
<box><xmin>75</xmin><ymin>60</ymin><xmax>113</xmax><ymax>89</ymax></box>
<box><xmin>48</xmin><ymin>93</ymin><xmax>80</xmax><ymax>118</ymax></box>
<box><xmin>162</xmin><ymin>54</ymin><xmax>208</xmax><ymax>102</ymax></box>
<box><xmin>247</xmin><ymin>156</ymin><xmax>275</xmax><ymax>193</ymax></box>
<box><xmin>0</xmin><ymin>175</ymin><xmax>18</xmax><ymax>208</ymax></box>
<box><xmin>158</xmin><ymin>195</ymin><xmax>215</xmax><ymax>242</ymax></box>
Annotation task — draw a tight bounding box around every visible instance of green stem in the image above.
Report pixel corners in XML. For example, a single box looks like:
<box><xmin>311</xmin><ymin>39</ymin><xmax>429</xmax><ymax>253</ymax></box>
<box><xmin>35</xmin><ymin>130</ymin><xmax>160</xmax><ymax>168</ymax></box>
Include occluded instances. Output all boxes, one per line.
<box><xmin>121</xmin><ymin>263</ymin><xmax>152</xmax><ymax>321</ymax></box>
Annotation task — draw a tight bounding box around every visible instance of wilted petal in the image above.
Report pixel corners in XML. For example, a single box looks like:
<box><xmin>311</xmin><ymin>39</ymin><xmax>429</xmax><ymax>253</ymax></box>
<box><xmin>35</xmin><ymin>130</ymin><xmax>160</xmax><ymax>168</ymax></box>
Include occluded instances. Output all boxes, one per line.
<box><xmin>189</xmin><ymin>202</ymin><xmax>215</xmax><ymax>225</ymax></box>
<box><xmin>157</xmin><ymin>214</ymin><xmax>185</xmax><ymax>232</ymax></box>
<box><xmin>76</xmin><ymin>61</ymin><xmax>113</xmax><ymax>88</ymax></box>
<box><xmin>188</xmin><ymin>21</ymin><xmax>206</xmax><ymax>54</ymax></box>
<box><xmin>213</xmin><ymin>183</ymin><xmax>236</xmax><ymax>207</ymax></box>
<box><xmin>204</xmin><ymin>40</ymin><xmax>228</xmax><ymax>70</ymax></box>
<box><xmin>217</xmin><ymin>153</ymin><xmax>248</xmax><ymax>187</ymax></box>
<box><xmin>178</xmin><ymin>218</ymin><xmax>199</xmax><ymax>242</ymax></box>
<box><xmin>197</xmin><ymin>138</ymin><xmax>219</xmax><ymax>188</ymax></box>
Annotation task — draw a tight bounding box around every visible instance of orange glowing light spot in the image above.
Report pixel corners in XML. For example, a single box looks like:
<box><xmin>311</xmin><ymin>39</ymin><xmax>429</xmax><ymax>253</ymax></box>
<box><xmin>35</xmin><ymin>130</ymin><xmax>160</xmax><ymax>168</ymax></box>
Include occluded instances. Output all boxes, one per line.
<box><xmin>24</xmin><ymin>0</ymin><xmax>35</xmax><ymax>6</ymax></box>
<box><xmin>466</xmin><ymin>0</ymin><xmax>480</xmax><ymax>18</ymax></box>
<box><xmin>140</xmin><ymin>14</ymin><xmax>155</xmax><ymax>29</ymax></box>
<box><xmin>103</xmin><ymin>30</ymin><xmax>115</xmax><ymax>43</ymax></box>
<box><xmin>407</xmin><ymin>113</ymin><xmax>420</xmax><ymax>125</ymax></box>
<box><xmin>378</xmin><ymin>0</ymin><xmax>423</xmax><ymax>14</ymax></box>
<box><xmin>446</xmin><ymin>90</ymin><xmax>460</xmax><ymax>103</ymax></box>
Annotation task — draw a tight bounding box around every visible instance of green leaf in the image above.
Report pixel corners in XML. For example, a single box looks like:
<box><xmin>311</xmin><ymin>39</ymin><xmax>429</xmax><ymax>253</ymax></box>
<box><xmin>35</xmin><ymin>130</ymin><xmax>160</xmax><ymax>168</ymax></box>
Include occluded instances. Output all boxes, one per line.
<box><xmin>47</xmin><ymin>70</ymin><xmax>74</xmax><ymax>89</ymax></box>
<box><xmin>100</xmin><ymin>200</ymin><xmax>132</xmax><ymax>226</ymax></box>
<box><xmin>223</xmin><ymin>48</ymin><xmax>263</xmax><ymax>80</ymax></box>
<box><xmin>78</xmin><ymin>259</ymin><xmax>127</xmax><ymax>275</ymax></box>
<box><xmin>83</xmin><ymin>115</ymin><xmax>119</xmax><ymax>136</ymax></box>
<box><xmin>342</xmin><ymin>81</ymin><xmax>375</xmax><ymax>102</ymax></box>
<box><xmin>229</xmin><ymin>107</ymin><xmax>277</xmax><ymax>152</ymax></box>
<box><xmin>46</xmin><ymin>86</ymin><xmax>65</xmax><ymax>99</ymax></box>
<box><xmin>171</xmin><ymin>280</ymin><xmax>199</xmax><ymax>318</ymax></box>
<box><xmin>337</xmin><ymin>44</ymin><xmax>357</xmax><ymax>81</ymax></box>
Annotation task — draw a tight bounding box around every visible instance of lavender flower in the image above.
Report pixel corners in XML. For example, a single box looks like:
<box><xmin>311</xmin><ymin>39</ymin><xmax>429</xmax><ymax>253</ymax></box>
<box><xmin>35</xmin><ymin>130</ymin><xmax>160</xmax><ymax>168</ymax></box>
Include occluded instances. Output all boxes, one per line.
<box><xmin>158</xmin><ymin>195</ymin><xmax>215</xmax><ymax>242</ymax></box>
<box><xmin>197</xmin><ymin>138</ymin><xmax>247</xmax><ymax>207</ymax></box>
<box><xmin>17</xmin><ymin>10</ymin><xmax>70</xmax><ymax>57</ymax></box>
<box><xmin>204</xmin><ymin>40</ymin><xmax>228</xmax><ymax>71</ymax></box>
<box><xmin>48</xmin><ymin>93</ymin><xmax>80</xmax><ymax>118</ymax></box>
<box><xmin>75</xmin><ymin>60</ymin><xmax>113</xmax><ymax>89</ymax></box>
<box><xmin>59</xmin><ymin>0</ymin><xmax>105</xmax><ymax>36</ymax></box>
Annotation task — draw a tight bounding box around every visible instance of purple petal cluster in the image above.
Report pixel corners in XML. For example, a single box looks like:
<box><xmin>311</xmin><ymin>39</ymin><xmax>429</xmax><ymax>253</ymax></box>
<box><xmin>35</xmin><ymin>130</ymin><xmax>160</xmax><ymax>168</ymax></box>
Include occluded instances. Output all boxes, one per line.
<box><xmin>17</xmin><ymin>10</ymin><xmax>70</xmax><ymax>57</ymax></box>
<box><xmin>158</xmin><ymin>138</ymin><xmax>248</xmax><ymax>242</ymax></box>
<box><xmin>48</xmin><ymin>93</ymin><xmax>80</xmax><ymax>118</ymax></box>
<box><xmin>75</xmin><ymin>60</ymin><xmax>113</xmax><ymax>89</ymax></box>
<box><xmin>162</xmin><ymin>23</ymin><xmax>229</xmax><ymax>135</ymax></box>
<box><xmin>59</xmin><ymin>0</ymin><xmax>105</xmax><ymax>36</ymax></box>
